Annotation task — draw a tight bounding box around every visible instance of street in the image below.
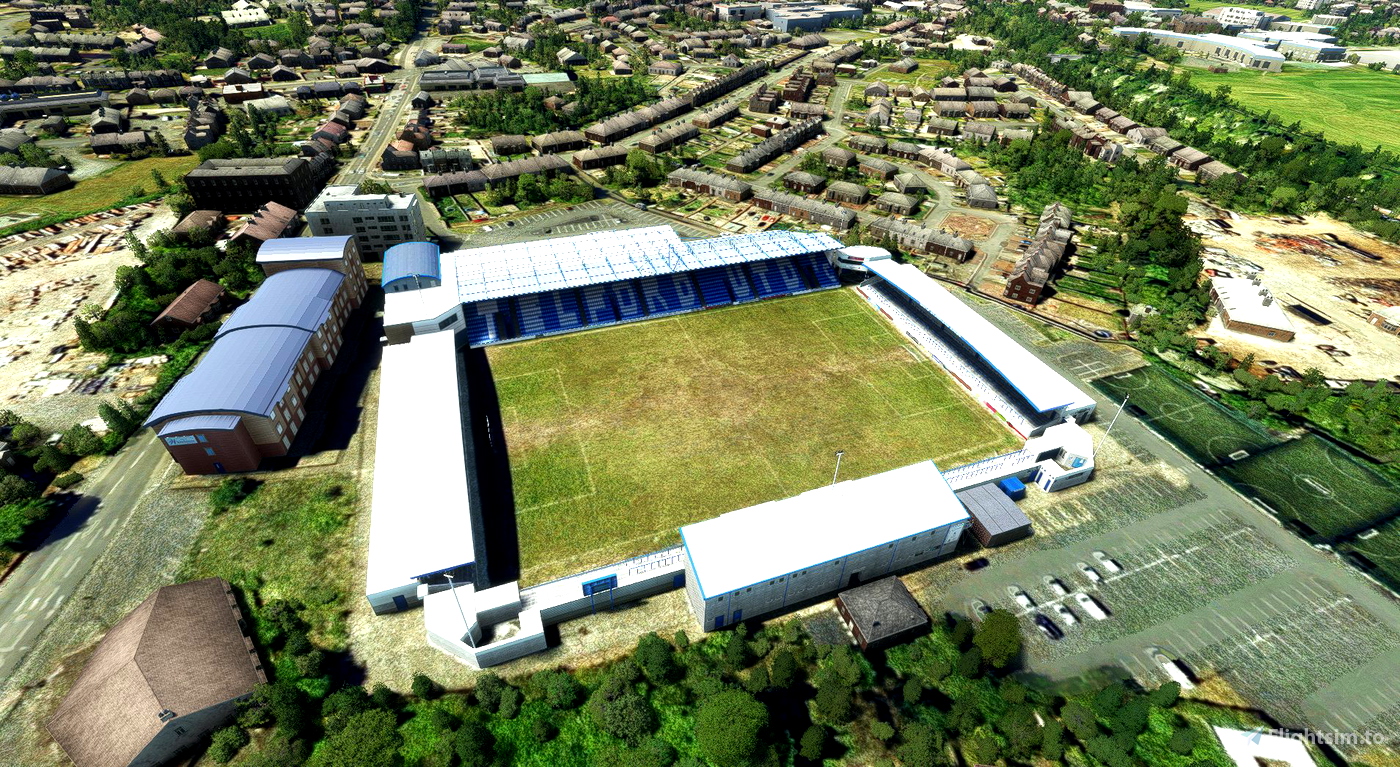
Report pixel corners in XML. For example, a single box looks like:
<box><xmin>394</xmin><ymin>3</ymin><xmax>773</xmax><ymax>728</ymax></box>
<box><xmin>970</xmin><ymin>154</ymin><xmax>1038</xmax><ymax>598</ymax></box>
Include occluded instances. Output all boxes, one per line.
<box><xmin>0</xmin><ymin>433</ymin><xmax>174</xmax><ymax>684</ymax></box>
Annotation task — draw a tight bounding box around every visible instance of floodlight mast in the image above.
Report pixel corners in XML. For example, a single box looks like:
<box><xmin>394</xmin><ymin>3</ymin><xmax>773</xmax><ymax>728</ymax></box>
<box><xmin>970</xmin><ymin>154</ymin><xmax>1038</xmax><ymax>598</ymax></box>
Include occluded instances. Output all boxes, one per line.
<box><xmin>832</xmin><ymin>450</ymin><xmax>845</xmax><ymax>485</ymax></box>
<box><xmin>444</xmin><ymin>571</ymin><xmax>476</xmax><ymax>649</ymax></box>
<box><xmin>1099</xmin><ymin>395</ymin><xmax>1129</xmax><ymax>452</ymax></box>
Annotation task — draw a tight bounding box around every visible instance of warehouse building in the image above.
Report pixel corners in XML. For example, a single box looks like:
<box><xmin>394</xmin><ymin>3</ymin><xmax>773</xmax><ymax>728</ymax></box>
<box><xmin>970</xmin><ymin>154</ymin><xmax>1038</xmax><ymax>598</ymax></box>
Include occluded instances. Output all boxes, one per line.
<box><xmin>47</xmin><ymin>578</ymin><xmax>265</xmax><ymax>767</ymax></box>
<box><xmin>956</xmin><ymin>483</ymin><xmax>1033</xmax><ymax>546</ymax></box>
<box><xmin>682</xmin><ymin>460</ymin><xmax>968</xmax><ymax>631</ymax></box>
<box><xmin>144</xmin><ymin>237</ymin><xmax>366</xmax><ymax>474</ymax></box>
<box><xmin>1110</xmin><ymin>28</ymin><xmax>1285</xmax><ymax>70</ymax></box>
<box><xmin>304</xmin><ymin>184</ymin><xmax>426</xmax><ymax>259</ymax></box>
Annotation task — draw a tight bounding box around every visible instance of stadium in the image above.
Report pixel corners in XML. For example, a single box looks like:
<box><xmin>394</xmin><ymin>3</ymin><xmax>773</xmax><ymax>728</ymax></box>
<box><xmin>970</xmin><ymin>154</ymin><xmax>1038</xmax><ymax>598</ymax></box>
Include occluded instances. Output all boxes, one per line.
<box><xmin>367</xmin><ymin>226</ymin><xmax>1099</xmax><ymax>668</ymax></box>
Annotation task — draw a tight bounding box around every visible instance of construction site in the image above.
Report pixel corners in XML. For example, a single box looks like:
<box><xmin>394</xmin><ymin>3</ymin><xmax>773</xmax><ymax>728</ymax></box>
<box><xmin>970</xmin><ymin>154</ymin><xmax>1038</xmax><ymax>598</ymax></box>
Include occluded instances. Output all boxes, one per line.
<box><xmin>1187</xmin><ymin>206</ymin><xmax>1400</xmax><ymax>383</ymax></box>
<box><xmin>0</xmin><ymin>202</ymin><xmax>175</xmax><ymax>429</ymax></box>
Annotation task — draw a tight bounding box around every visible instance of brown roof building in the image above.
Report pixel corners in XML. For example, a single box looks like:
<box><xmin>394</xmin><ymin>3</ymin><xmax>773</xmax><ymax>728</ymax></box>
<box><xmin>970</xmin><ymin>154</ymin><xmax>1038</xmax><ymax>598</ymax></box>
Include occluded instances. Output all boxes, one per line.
<box><xmin>47</xmin><ymin>578</ymin><xmax>266</xmax><ymax>767</ymax></box>
<box><xmin>836</xmin><ymin>577</ymin><xmax>930</xmax><ymax>650</ymax></box>
<box><xmin>152</xmin><ymin>279</ymin><xmax>226</xmax><ymax>330</ymax></box>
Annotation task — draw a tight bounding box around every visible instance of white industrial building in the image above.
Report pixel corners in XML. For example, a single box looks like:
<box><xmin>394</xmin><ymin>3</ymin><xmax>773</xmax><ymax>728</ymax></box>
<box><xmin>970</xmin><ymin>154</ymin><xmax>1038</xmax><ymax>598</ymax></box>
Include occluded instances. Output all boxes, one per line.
<box><xmin>305</xmin><ymin>184</ymin><xmax>426</xmax><ymax>259</ymax></box>
<box><xmin>365</xmin><ymin>230</ymin><xmax>1100</xmax><ymax>667</ymax></box>
<box><xmin>1212</xmin><ymin>6</ymin><xmax>1268</xmax><ymax>28</ymax></box>
<box><xmin>1111</xmin><ymin>28</ymin><xmax>1286</xmax><ymax>70</ymax></box>
<box><xmin>683</xmin><ymin>461</ymin><xmax>968</xmax><ymax>631</ymax></box>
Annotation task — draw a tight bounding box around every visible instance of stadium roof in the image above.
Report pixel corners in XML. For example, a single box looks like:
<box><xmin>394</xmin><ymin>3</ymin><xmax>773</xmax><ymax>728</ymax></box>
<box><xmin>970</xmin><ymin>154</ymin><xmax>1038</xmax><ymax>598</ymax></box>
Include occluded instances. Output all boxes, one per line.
<box><xmin>366</xmin><ymin>331</ymin><xmax>477</xmax><ymax>602</ymax></box>
<box><xmin>215</xmin><ymin>268</ymin><xmax>343</xmax><ymax>337</ymax></box>
<box><xmin>866</xmin><ymin>258</ymin><xmax>1090</xmax><ymax>414</ymax></box>
<box><xmin>384</xmin><ymin>226</ymin><xmax>843</xmax><ymax>327</ymax></box>
<box><xmin>682</xmin><ymin>461</ymin><xmax>966</xmax><ymax>598</ymax></box>
<box><xmin>144</xmin><ymin>326</ymin><xmax>311</xmax><ymax>426</ymax></box>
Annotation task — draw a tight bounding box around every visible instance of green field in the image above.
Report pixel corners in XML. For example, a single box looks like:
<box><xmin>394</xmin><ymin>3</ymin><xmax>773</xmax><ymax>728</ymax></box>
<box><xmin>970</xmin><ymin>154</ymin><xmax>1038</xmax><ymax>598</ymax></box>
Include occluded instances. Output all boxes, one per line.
<box><xmin>1341</xmin><ymin>519</ymin><xmax>1400</xmax><ymax>594</ymax></box>
<box><xmin>0</xmin><ymin>155</ymin><xmax>200</xmax><ymax>219</ymax></box>
<box><xmin>1187</xmin><ymin>67</ymin><xmax>1400</xmax><ymax>154</ymax></box>
<box><xmin>1092</xmin><ymin>365</ymin><xmax>1279</xmax><ymax>466</ymax></box>
<box><xmin>1178</xmin><ymin>0</ymin><xmax>1311</xmax><ymax>18</ymax></box>
<box><xmin>489</xmin><ymin>289</ymin><xmax>1022</xmax><ymax>584</ymax></box>
<box><xmin>863</xmin><ymin>58</ymin><xmax>957</xmax><ymax>84</ymax></box>
<box><xmin>1221</xmin><ymin>435</ymin><xmax>1400</xmax><ymax>541</ymax></box>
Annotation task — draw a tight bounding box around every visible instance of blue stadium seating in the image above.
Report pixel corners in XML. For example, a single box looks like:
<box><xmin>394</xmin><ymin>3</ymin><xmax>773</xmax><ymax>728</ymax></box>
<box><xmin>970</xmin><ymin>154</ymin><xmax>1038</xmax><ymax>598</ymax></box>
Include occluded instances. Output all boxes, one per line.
<box><xmin>748</xmin><ymin>258</ymin><xmax>805</xmax><ymax>297</ymax></box>
<box><xmin>514</xmin><ymin>294</ymin><xmax>549</xmax><ymax>336</ymax></box>
<box><xmin>582</xmin><ymin>284</ymin><xmax>619</xmax><ymax>324</ymax></box>
<box><xmin>722</xmin><ymin>264</ymin><xmax>758</xmax><ymax>303</ymax></box>
<box><xmin>694</xmin><ymin>267</ymin><xmax>734</xmax><ymax>306</ymax></box>
<box><xmin>463</xmin><ymin>301</ymin><xmax>508</xmax><ymax>346</ymax></box>
<box><xmin>608</xmin><ymin>281</ymin><xmax>646</xmax><ymax>320</ymax></box>
<box><xmin>793</xmin><ymin>252</ymin><xmax>840</xmax><ymax>289</ymax></box>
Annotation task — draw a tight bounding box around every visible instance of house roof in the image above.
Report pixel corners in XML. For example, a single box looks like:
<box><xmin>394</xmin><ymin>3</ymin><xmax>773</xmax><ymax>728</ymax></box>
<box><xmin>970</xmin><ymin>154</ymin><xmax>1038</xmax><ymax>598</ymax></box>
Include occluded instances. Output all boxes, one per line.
<box><xmin>215</xmin><ymin>268</ymin><xmax>344</xmax><ymax>338</ymax></box>
<box><xmin>838</xmin><ymin>577</ymin><xmax>929</xmax><ymax>644</ymax></box>
<box><xmin>46</xmin><ymin>578</ymin><xmax>265</xmax><ymax>767</ymax></box>
<box><xmin>152</xmin><ymin>279</ymin><xmax>225</xmax><ymax>326</ymax></box>
<box><xmin>956</xmin><ymin>483</ymin><xmax>1032</xmax><ymax>537</ymax></box>
<box><xmin>143</xmin><ymin>325</ymin><xmax>312</xmax><ymax>426</ymax></box>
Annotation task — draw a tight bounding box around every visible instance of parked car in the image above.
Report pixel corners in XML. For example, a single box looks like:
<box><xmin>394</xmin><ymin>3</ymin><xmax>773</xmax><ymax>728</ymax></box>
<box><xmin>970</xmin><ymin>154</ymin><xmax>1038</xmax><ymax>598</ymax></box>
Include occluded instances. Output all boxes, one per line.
<box><xmin>1034</xmin><ymin>613</ymin><xmax>1064</xmax><ymax>640</ymax></box>
<box><xmin>1008</xmin><ymin>586</ymin><xmax>1035</xmax><ymax>610</ymax></box>
<box><xmin>1093</xmin><ymin>550</ymin><xmax>1123</xmax><ymax>574</ymax></box>
<box><xmin>1078</xmin><ymin>562</ymin><xmax>1102</xmax><ymax>583</ymax></box>
<box><xmin>1044</xmin><ymin>576</ymin><xmax>1069</xmax><ymax>597</ymax></box>
<box><xmin>1073</xmin><ymin>592</ymin><xmax>1110</xmax><ymax>620</ymax></box>
<box><xmin>970</xmin><ymin>599</ymin><xmax>992</xmax><ymax>619</ymax></box>
<box><xmin>1053</xmin><ymin>603</ymin><xmax>1078</xmax><ymax>626</ymax></box>
<box><xmin>964</xmin><ymin>557</ymin><xmax>990</xmax><ymax>572</ymax></box>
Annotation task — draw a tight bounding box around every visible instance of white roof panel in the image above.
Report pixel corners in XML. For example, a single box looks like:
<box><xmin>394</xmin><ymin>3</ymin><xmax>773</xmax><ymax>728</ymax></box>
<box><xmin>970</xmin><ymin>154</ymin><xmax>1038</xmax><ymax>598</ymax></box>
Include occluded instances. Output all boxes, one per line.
<box><xmin>681</xmin><ymin>460</ymin><xmax>968</xmax><ymax>598</ymax></box>
<box><xmin>866</xmin><ymin>258</ymin><xmax>1090</xmax><ymax>413</ymax></box>
<box><xmin>366</xmin><ymin>332</ymin><xmax>476</xmax><ymax>601</ymax></box>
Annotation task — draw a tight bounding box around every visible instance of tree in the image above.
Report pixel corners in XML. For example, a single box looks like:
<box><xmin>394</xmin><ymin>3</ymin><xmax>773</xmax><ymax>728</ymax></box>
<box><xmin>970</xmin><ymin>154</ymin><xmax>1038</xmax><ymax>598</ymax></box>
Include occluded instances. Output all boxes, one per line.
<box><xmin>357</xmin><ymin>179</ymin><xmax>394</xmax><ymax>195</ymax></box>
<box><xmin>61</xmin><ymin>424</ymin><xmax>103</xmax><ymax>457</ymax></box>
<box><xmin>1169</xmin><ymin>725</ymin><xmax>1198</xmax><ymax>755</ymax></box>
<box><xmin>0</xmin><ymin>499</ymin><xmax>50</xmax><ymax>549</ymax></box>
<box><xmin>474</xmin><ymin>673</ymin><xmax>507</xmax><ymax>712</ymax></box>
<box><xmin>1062</xmin><ymin>700</ymin><xmax>1099</xmax><ymax>743</ymax></box>
<box><xmin>898</xmin><ymin>722</ymin><xmax>944</xmax><ymax>767</ymax></box>
<box><xmin>9</xmin><ymin>422</ymin><xmax>41</xmax><ymax>447</ymax></box>
<box><xmin>207</xmin><ymin>726</ymin><xmax>249</xmax><ymax>763</ymax></box>
<box><xmin>310</xmin><ymin>709</ymin><xmax>402</xmax><ymax>767</ymax></box>
<box><xmin>454</xmin><ymin>719</ymin><xmax>495</xmax><ymax>767</ymax></box>
<box><xmin>813</xmin><ymin>671</ymin><xmax>855</xmax><ymax>724</ymax></box>
<box><xmin>589</xmin><ymin>665</ymin><xmax>657</xmax><ymax>744</ymax></box>
<box><xmin>1042</xmin><ymin>718</ymin><xmax>1065</xmax><ymax>761</ymax></box>
<box><xmin>956</xmin><ymin>646</ymin><xmax>983</xmax><ymax>678</ymax></box>
<box><xmin>635</xmin><ymin>632</ymin><xmax>678</xmax><ymax>683</ymax></box>
<box><xmin>721</xmin><ymin>633</ymin><xmax>751</xmax><ymax>672</ymax></box>
<box><xmin>531</xmin><ymin>669</ymin><xmax>583</xmax><ymax>709</ymax></box>
<box><xmin>695</xmin><ymin>690</ymin><xmax>768</xmax><ymax>767</ymax></box>
<box><xmin>251</xmin><ymin>681</ymin><xmax>311</xmax><ymax>738</ymax></box>
<box><xmin>411</xmin><ymin>672</ymin><xmax>441</xmax><ymax>700</ymax></box>
<box><xmin>34</xmin><ymin>445</ymin><xmax>73</xmax><ymax>475</ymax></box>
<box><xmin>972</xmin><ymin>609</ymin><xmax>1022</xmax><ymax>669</ymax></box>
<box><xmin>768</xmin><ymin>648</ymin><xmax>798</xmax><ymax>689</ymax></box>
<box><xmin>1149</xmin><ymin>681</ymin><xmax>1181</xmax><ymax>708</ymax></box>
<box><xmin>799</xmin><ymin>725</ymin><xmax>827</xmax><ymax>761</ymax></box>
<box><xmin>902</xmin><ymin>678</ymin><xmax>923</xmax><ymax>707</ymax></box>
<box><xmin>0</xmin><ymin>474</ymin><xmax>37</xmax><ymax>507</ymax></box>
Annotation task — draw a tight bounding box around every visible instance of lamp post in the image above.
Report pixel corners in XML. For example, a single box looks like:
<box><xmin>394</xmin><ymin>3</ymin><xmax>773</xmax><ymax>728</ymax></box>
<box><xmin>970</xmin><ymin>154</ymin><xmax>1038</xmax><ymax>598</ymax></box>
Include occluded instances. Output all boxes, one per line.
<box><xmin>444</xmin><ymin>572</ymin><xmax>476</xmax><ymax>649</ymax></box>
<box><xmin>831</xmin><ymin>450</ymin><xmax>845</xmax><ymax>485</ymax></box>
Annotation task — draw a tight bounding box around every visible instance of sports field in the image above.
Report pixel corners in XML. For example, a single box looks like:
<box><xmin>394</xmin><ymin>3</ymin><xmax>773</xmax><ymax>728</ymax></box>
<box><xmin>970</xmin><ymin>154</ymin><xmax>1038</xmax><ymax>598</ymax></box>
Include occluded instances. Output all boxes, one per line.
<box><xmin>488</xmin><ymin>289</ymin><xmax>1023</xmax><ymax>584</ymax></box>
<box><xmin>1221</xmin><ymin>435</ymin><xmax>1400</xmax><ymax>541</ymax></box>
<box><xmin>1187</xmin><ymin>67</ymin><xmax>1400</xmax><ymax>154</ymax></box>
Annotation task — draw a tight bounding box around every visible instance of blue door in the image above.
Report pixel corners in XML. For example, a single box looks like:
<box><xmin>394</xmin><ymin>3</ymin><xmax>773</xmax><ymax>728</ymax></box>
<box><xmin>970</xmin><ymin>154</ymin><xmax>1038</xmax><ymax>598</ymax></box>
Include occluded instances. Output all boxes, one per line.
<box><xmin>673</xmin><ymin>573</ymin><xmax>684</xmax><ymax>589</ymax></box>
<box><xmin>714</xmin><ymin>615</ymin><xmax>725</xmax><ymax>630</ymax></box>
<box><xmin>213</xmin><ymin>462</ymin><xmax>225</xmax><ymax>474</ymax></box>
<box><xmin>392</xmin><ymin>595</ymin><xmax>408</xmax><ymax>611</ymax></box>
<box><xmin>732</xmin><ymin>609</ymin><xmax>742</xmax><ymax>623</ymax></box>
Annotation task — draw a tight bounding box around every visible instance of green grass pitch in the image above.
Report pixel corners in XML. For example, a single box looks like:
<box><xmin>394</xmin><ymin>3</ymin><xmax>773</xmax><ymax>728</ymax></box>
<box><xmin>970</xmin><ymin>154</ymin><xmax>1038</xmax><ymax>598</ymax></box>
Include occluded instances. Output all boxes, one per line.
<box><xmin>487</xmin><ymin>288</ymin><xmax>1024</xmax><ymax>584</ymax></box>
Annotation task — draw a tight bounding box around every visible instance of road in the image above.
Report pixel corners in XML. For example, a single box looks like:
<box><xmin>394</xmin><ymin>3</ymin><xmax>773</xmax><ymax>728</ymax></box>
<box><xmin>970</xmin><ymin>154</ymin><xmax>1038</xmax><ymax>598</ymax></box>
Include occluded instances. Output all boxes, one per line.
<box><xmin>0</xmin><ymin>433</ymin><xmax>174</xmax><ymax>684</ymax></box>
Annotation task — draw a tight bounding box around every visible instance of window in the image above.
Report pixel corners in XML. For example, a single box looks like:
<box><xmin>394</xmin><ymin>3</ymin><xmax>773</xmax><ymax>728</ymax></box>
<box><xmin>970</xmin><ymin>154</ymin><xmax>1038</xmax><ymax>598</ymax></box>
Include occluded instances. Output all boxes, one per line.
<box><xmin>276</xmin><ymin>422</ymin><xmax>284</xmax><ymax>434</ymax></box>
<box><xmin>197</xmin><ymin>434</ymin><xmax>208</xmax><ymax>443</ymax></box>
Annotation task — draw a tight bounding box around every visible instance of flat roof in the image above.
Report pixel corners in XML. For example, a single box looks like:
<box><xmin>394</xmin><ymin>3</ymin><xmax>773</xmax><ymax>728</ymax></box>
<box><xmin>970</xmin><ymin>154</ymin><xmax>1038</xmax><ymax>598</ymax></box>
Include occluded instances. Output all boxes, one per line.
<box><xmin>366</xmin><ymin>331</ymin><xmax>476</xmax><ymax>600</ymax></box>
<box><xmin>866</xmin><ymin>258</ymin><xmax>1091</xmax><ymax>413</ymax></box>
<box><xmin>681</xmin><ymin>460</ymin><xmax>968</xmax><ymax>598</ymax></box>
<box><xmin>1212</xmin><ymin>276</ymin><xmax>1294</xmax><ymax>331</ymax></box>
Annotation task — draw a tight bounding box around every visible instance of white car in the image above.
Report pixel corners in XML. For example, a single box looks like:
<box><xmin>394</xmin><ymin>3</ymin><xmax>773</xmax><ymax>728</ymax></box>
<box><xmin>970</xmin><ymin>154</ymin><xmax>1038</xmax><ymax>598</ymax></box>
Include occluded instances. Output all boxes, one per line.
<box><xmin>1073</xmin><ymin>592</ymin><xmax>1110</xmax><ymax>620</ymax></box>
<box><xmin>1053</xmin><ymin>604</ymin><xmax>1078</xmax><ymax>626</ymax></box>
<box><xmin>1093</xmin><ymin>551</ymin><xmax>1123</xmax><ymax>573</ymax></box>
<box><xmin>1045</xmin><ymin>576</ymin><xmax>1069</xmax><ymax>597</ymax></box>
<box><xmin>1078</xmin><ymin>562</ymin><xmax>1102</xmax><ymax>583</ymax></box>
<box><xmin>1008</xmin><ymin>586</ymin><xmax>1035</xmax><ymax>610</ymax></box>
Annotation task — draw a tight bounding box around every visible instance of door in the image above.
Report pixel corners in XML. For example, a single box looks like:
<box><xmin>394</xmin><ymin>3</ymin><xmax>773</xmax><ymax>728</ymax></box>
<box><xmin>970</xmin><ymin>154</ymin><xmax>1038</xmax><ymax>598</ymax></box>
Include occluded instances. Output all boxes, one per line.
<box><xmin>213</xmin><ymin>462</ymin><xmax>225</xmax><ymax>474</ymax></box>
<box><xmin>847</xmin><ymin>571</ymin><xmax>862</xmax><ymax>588</ymax></box>
<box><xmin>673</xmin><ymin>573</ymin><xmax>684</xmax><ymax>589</ymax></box>
<box><xmin>392</xmin><ymin>595</ymin><xmax>408</xmax><ymax>611</ymax></box>
<box><xmin>732</xmin><ymin>609</ymin><xmax>742</xmax><ymax>623</ymax></box>
<box><xmin>714</xmin><ymin>615</ymin><xmax>725</xmax><ymax>630</ymax></box>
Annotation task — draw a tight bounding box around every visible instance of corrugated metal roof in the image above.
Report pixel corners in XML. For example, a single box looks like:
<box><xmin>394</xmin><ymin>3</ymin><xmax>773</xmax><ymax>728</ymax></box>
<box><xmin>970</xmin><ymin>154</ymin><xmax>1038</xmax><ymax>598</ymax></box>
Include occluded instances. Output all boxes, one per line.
<box><xmin>255</xmin><ymin>235</ymin><xmax>352</xmax><ymax>264</ymax></box>
<box><xmin>955</xmin><ymin>483</ymin><xmax>1031</xmax><ymax>536</ymax></box>
<box><xmin>156</xmin><ymin>414</ymin><xmax>242</xmax><ymax>436</ymax></box>
<box><xmin>682</xmin><ymin>461</ymin><xmax>967</xmax><ymax>598</ymax></box>
<box><xmin>382</xmin><ymin>242</ymin><xmax>440</xmax><ymax>287</ymax></box>
<box><xmin>865</xmin><ymin>258</ymin><xmax>1090</xmax><ymax>414</ymax></box>
<box><xmin>144</xmin><ymin>326</ymin><xmax>311</xmax><ymax>427</ymax></box>
<box><xmin>216</xmin><ymin>268</ymin><xmax>343</xmax><ymax>338</ymax></box>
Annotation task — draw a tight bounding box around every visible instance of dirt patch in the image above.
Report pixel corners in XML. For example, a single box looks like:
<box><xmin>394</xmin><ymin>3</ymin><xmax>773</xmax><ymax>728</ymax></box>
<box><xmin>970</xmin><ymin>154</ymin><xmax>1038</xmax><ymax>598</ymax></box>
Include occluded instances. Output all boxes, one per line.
<box><xmin>941</xmin><ymin>213</ymin><xmax>997</xmax><ymax>241</ymax></box>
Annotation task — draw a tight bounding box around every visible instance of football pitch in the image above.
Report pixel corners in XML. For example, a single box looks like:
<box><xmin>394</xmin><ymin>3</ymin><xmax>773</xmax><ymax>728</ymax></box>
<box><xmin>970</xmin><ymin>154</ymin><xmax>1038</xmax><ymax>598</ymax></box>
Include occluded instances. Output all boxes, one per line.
<box><xmin>487</xmin><ymin>288</ymin><xmax>1023</xmax><ymax>584</ymax></box>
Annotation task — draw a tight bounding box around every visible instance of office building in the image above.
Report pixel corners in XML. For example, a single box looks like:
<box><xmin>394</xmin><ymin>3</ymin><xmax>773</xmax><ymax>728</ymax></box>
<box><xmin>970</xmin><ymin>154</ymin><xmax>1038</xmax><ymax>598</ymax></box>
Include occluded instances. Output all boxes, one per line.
<box><xmin>305</xmin><ymin>184</ymin><xmax>426</xmax><ymax>259</ymax></box>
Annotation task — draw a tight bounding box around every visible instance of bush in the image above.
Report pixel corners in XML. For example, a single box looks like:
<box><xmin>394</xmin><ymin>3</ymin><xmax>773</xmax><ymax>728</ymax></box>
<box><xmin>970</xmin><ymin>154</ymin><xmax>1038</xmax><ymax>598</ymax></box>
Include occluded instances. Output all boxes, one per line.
<box><xmin>871</xmin><ymin>721</ymin><xmax>895</xmax><ymax>741</ymax></box>
<box><xmin>412</xmin><ymin>672</ymin><xmax>441</xmax><ymax>700</ymax></box>
<box><xmin>902</xmin><ymin>678</ymin><xmax>923</xmax><ymax>707</ymax></box>
<box><xmin>532</xmin><ymin>718</ymin><xmax>558</xmax><ymax>743</ymax></box>
<box><xmin>1169</xmin><ymin>726</ymin><xmax>1197</xmax><ymax>755</ymax></box>
<box><xmin>9</xmin><ymin>422</ymin><xmax>40</xmax><ymax>447</ymax></box>
<box><xmin>308</xmin><ymin>709</ymin><xmax>402</xmax><ymax>767</ymax></box>
<box><xmin>34</xmin><ymin>444</ymin><xmax>73</xmax><ymax>475</ymax></box>
<box><xmin>627</xmin><ymin>737</ymin><xmax>677</xmax><ymax>767</ymax></box>
<box><xmin>695</xmin><ymin>690</ymin><xmax>768</xmax><ymax>767</ymax></box>
<box><xmin>814</xmin><ymin>672</ymin><xmax>854</xmax><ymax>724</ymax></box>
<box><xmin>1150</xmin><ymin>681</ymin><xmax>1181</xmax><ymax>708</ymax></box>
<box><xmin>673</xmin><ymin>630</ymin><xmax>690</xmax><ymax>650</ymax></box>
<box><xmin>531</xmin><ymin>669</ymin><xmax>583</xmax><ymax>710</ymax></box>
<box><xmin>207</xmin><ymin>726</ymin><xmax>249</xmax><ymax>763</ymax></box>
<box><xmin>635</xmin><ymin>632</ymin><xmax>678</xmax><ymax>683</ymax></box>
<box><xmin>52</xmin><ymin>472</ymin><xmax>83</xmax><ymax>489</ymax></box>
<box><xmin>210</xmin><ymin>477</ymin><xmax>258</xmax><ymax>512</ymax></box>
<box><xmin>475</xmin><ymin>673</ymin><xmax>507</xmax><ymax>712</ymax></box>
<box><xmin>60</xmin><ymin>424</ymin><xmax>103</xmax><ymax>457</ymax></box>
<box><xmin>498</xmin><ymin>686</ymin><xmax>521</xmax><ymax>719</ymax></box>
<box><xmin>455</xmin><ymin>719</ymin><xmax>495</xmax><ymax>767</ymax></box>
<box><xmin>0</xmin><ymin>474</ymin><xmax>39</xmax><ymax>507</ymax></box>
<box><xmin>799</xmin><ymin>725</ymin><xmax>827</xmax><ymax>761</ymax></box>
<box><xmin>897</xmin><ymin>722</ymin><xmax>943</xmax><ymax>767</ymax></box>
<box><xmin>320</xmin><ymin>686</ymin><xmax>374</xmax><ymax>736</ymax></box>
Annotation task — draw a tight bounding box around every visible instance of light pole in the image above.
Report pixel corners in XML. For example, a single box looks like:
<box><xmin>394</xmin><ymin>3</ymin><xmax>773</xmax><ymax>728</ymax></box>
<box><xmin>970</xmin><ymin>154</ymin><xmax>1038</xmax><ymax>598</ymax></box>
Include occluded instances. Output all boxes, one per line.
<box><xmin>1099</xmin><ymin>395</ymin><xmax>1129</xmax><ymax>452</ymax></box>
<box><xmin>831</xmin><ymin>450</ymin><xmax>845</xmax><ymax>485</ymax></box>
<box><xmin>444</xmin><ymin>572</ymin><xmax>476</xmax><ymax>649</ymax></box>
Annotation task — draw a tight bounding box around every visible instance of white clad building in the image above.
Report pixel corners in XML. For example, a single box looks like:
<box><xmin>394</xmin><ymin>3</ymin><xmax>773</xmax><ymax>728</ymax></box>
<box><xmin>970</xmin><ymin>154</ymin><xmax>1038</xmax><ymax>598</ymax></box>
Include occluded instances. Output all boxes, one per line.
<box><xmin>305</xmin><ymin>184</ymin><xmax>427</xmax><ymax>259</ymax></box>
<box><xmin>1213</xmin><ymin>6</ymin><xmax>1267</xmax><ymax>28</ymax></box>
<box><xmin>681</xmin><ymin>461</ymin><xmax>969</xmax><ymax>631</ymax></box>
